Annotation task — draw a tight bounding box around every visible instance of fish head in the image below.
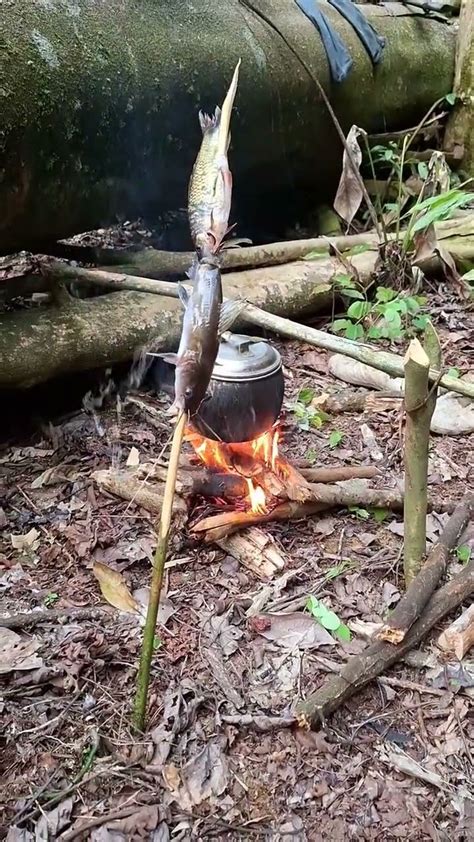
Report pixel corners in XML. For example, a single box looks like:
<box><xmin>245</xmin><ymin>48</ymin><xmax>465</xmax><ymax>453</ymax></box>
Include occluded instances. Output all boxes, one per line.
<box><xmin>173</xmin><ymin>358</ymin><xmax>208</xmax><ymax>417</ymax></box>
<box><xmin>195</xmin><ymin>231</ymin><xmax>217</xmax><ymax>259</ymax></box>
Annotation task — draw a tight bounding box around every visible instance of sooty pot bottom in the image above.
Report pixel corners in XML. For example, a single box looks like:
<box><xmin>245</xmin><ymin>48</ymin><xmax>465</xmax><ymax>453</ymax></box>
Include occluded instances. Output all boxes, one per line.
<box><xmin>191</xmin><ymin>369</ymin><xmax>285</xmax><ymax>443</ymax></box>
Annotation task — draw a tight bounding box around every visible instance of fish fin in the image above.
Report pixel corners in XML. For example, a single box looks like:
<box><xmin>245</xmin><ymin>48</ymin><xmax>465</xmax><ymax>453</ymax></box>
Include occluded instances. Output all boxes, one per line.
<box><xmin>155</xmin><ymin>352</ymin><xmax>178</xmax><ymax>366</ymax></box>
<box><xmin>218</xmin><ymin>299</ymin><xmax>246</xmax><ymax>335</ymax></box>
<box><xmin>177</xmin><ymin>283</ymin><xmax>189</xmax><ymax>307</ymax></box>
<box><xmin>198</xmin><ymin>106</ymin><xmax>221</xmax><ymax>134</ymax></box>
<box><xmin>221</xmin><ymin>236</ymin><xmax>253</xmax><ymax>249</ymax></box>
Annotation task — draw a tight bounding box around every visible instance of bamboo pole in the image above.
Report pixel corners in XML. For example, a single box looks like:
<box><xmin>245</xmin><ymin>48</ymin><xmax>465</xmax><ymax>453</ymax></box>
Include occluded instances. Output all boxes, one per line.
<box><xmin>132</xmin><ymin>411</ymin><xmax>186</xmax><ymax>731</ymax></box>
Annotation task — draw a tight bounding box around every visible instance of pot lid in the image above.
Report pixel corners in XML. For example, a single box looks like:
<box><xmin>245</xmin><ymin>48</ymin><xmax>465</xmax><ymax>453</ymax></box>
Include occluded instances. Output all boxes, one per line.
<box><xmin>212</xmin><ymin>333</ymin><xmax>282</xmax><ymax>382</ymax></box>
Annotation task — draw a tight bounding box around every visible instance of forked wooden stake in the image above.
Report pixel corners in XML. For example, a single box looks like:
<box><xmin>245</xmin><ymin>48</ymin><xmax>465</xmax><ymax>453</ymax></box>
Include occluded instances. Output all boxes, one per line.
<box><xmin>132</xmin><ymin>411</ymin><xmax>186</xmax><ymax>731</ymax></box>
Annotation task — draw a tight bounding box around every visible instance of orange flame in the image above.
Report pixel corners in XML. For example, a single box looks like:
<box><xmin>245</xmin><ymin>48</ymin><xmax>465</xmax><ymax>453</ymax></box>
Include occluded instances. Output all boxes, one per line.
<box><xmin>246</xmin><ymin>478</ymin><xmax>267</xmax><ymax>514</ymax></box>
<box><xmin>187</xmin><ymin>425</ymin><xmax>281</xmax><ymax>514</ymax></box>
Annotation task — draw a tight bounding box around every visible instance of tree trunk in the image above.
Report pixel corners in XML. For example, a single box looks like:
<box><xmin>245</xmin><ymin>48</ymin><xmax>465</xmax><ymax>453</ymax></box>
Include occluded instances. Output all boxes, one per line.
<box><xmin>0</xmin><ymin>248</ymin><xmax>360</xmax><ymax>388</ymax></box>
<box><xmin>0</xmin><ymin>2</ymin><xmax>455</xmax><ymax>253</ymax></box>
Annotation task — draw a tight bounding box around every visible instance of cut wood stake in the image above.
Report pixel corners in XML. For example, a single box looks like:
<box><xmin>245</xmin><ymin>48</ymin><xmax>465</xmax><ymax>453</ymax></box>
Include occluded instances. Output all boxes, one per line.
<box><xmin>438</xmin><ymin>603</ymin><xmax>474</xmax><ymax>660</ymax></box>
<box><xmin>377</xmin><ymin>492</ymin><xmax>474</xmax><ymax>643</ymax></box>
<box><xmin>403</xmin><ymin>338</ymin><xmax>432</xmax><ymax>585</ymax></box>
<box><xmin>132</xmin><ymin>411</ymin><xmax>186</xmax><ymax>731</ymax></box>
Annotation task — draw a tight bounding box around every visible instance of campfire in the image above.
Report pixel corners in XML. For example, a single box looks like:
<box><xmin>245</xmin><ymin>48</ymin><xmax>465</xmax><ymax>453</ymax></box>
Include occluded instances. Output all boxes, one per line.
<box><xmin>185</xmin><ymin>424</ymin><xmax>315</xmax><ymax>517</ymax></box>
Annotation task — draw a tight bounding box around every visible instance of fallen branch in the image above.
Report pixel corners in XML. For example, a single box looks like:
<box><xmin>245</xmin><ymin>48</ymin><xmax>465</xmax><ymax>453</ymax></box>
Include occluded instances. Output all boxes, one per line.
<box><xmin>70</xmin><ymin>214</ymin><xmax>474</xmax><ymax>275</ymax></box>
<box><xmin>93</xmin><ymin>468</ymin><xmax>187</xmax><ymax>514</ymax></box>
<box><xmin>299</xmin><ymin>465</ymin><xmax>379</xmax><ymax>483</ymax></box>
<box><xmin>191</xmin><ymin>481</ymin><xmax>456</xmax><ymax>541</ymax></box>
<box><xmin>296</xmin><ymin>560</ymin><xmax>474</xmax><ymax>729</ymax></box>
<box><xmin>132</xmin><ymin>411</ymin><xmax>186</xmax><ymax>731</ymax></box>
<box><xmin>0</xmin><ymin>606</ymin><xmax>110</xmax><ymax>631</ymax></box>
<box><xmin>438</xmin><ymin>602</ymin><xmax>474</xmax><ymax>660</ymax></box>
<box><xmin>377</xmin><ymin>492</ymin><xmax>474</xmax><ymax>643</ymax></box>
<box><xmin>241</xmin><ymin>304</ymin><xmax>474</xmax><ymax>400</ymax></box>
<box><xmin>38</xmin><ymin>257</ymin><xmax>474</xmax><ymax>401</ymax></box>
<box><xmin>403</xmin><ymin>338</ymin><xmax>433</xmax><ymax>584</ymax></box>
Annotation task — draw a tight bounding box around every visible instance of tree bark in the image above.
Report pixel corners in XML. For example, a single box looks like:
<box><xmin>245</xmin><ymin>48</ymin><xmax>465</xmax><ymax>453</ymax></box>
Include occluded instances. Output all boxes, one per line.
<box><xmin>0</xmin><ymin>2</ymin><xmax>455</xmax><ymax>253</ymax></box>
<box><xmin>444</xmin><ymin>0</ymin><xmax>474</xmax><ymax>177</ymax></box>
<box><xmin>0</xmin><ymin>250</ymin><xmax>357</xmax><ymax>389</ymax></box>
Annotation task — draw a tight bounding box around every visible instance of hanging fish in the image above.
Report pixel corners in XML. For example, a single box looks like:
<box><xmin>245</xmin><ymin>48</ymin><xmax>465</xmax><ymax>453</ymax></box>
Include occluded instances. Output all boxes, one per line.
<box><xmin>188</xmin><ymin>59</ymin><xmax>241</xmax><ymax>257</ymax></box>
<box><xmin>155</xmin><ymin>258</ymin><xmax>244</xmax><ymax>417</ymax></box>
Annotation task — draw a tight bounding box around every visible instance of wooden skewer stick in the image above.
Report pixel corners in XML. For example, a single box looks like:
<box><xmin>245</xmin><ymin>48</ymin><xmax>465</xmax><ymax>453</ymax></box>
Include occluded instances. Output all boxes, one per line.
<box><xmin>132</xmin><ymin>411</ymin><xmax>186</xmax><ymax>731</ymax></box>
<box><xmin>438</xmin><ymin>603</ymin><xmax>474</xmax><ymax>660</ymax></box>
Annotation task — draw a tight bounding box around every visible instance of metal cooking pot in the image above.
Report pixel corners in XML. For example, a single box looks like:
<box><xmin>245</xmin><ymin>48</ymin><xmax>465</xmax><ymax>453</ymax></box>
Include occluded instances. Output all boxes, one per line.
<box><xmin>191</xmin><ymin>333</ymin><xmax>284</xmax><ymax>443</ymax></box>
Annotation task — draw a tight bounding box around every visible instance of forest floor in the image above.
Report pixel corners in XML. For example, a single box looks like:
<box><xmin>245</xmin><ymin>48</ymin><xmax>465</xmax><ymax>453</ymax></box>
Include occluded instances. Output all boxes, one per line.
<box><xmin>1</xmin><ymin>267</ymin><xmax>473</xmax><ymax>840</ymax></box>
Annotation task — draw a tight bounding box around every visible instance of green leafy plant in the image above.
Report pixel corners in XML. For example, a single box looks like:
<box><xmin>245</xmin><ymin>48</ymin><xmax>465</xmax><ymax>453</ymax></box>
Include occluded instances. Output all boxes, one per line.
<box><xmin>371</xmin><ymin>507</ymin><xmax>389</xmax><ymax>523</ymax></box>
<box><xmin>348</xmin><ymin>505</ymin><xmax>370</xmax><ymax>520</ymax></box>
<box><xmin>306</xmin><ymin>595</ymin><xmax>351</xmax><ymax>642</ymax></box>
<box><xmin>328</xmin><ymin>430</ymin><xmax>344</xmax><ymax>449</ymax></box>
<box><xmin>153</xmin><ymin>634</ymin><xmax>162</xmax><ymax>650</ymax></box>
<box><xmin>44</xmin><ymin>592</ymin><xmax>59</xmax><ymax>607</ymax></box>
<box><xmin>331</xmin><ymin>285</ymin><xmax>427</xmax><ymax>342</ymax></box>
<box><xmin>291</xmin><ymin>388</ymin><xmax>329</xmax><ymax>431</ymax></box>
<box><xmin>456</xmin><ymin>545</ymin><xmax>471</xmax><ymax>564</ymax></box>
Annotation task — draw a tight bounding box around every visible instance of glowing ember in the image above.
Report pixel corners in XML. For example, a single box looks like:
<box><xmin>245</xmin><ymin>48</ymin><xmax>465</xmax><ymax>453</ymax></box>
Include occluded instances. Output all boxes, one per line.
<box><xmin>187</xmin><ymin>425</ymin><xmax>282</xmax><ymax>514</ymax></box>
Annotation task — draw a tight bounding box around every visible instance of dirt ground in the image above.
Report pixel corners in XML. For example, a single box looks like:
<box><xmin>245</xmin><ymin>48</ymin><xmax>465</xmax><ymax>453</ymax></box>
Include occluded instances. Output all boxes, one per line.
<box><xmin>1</xmin><ymin>287</ymin><xmax>473</xmax><ymax>840</ymax></box>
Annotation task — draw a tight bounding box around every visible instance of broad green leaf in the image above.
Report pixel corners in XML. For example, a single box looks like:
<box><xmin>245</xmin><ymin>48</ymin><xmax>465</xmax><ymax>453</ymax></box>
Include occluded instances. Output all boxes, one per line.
<box><xmin>367</xmin><ymin>325</ymin><xmax>382</xmax><ymax>340</ymax></box>
<box><xmin>383</xmin><ymin>308</ymin><xmax>402</xmax><ymax>328</ymax></box>
<box><xmin>331</xmin><ymin>319</ymin><xmax>352</xmax><ymax>333</ymax></box>
<box><xmin>372</xmin><ymin>507</ymin><xmax>389</xmax><ymax>523</ymax></box>
<box><xmin>345</xmin><ymin>322</ymin><xmax>365</xmax><ymax>340</ymax></box>
<box><xmin>462</xmin><ymin>269</ymin><xmax>474</xmax><ymax>281</ymax></box>
<box><xmin>446</xmin><ymin>367</ymin><xmax>460</xmax><ymax>379</ymax></box>
<box><xmin>342</xmin><ymin>288</ymin><xmax>365</xmax><ymax>300</ymax></box>
<box><xmin>445</xmin><ymin>92</ymin><xmax>456</xmax><ymax>105</ymax></box>
<box><xmin>334</xmin><ymin>273</ymin><xmax>355</xmax><ymax>288</ymax></box>
<box><xmin>334</xmin><ymin>623</ymin><xmax>351</xmax><ymax>642</ymax></box>
<box><xmin>375</xmin><ymin>286</ymin><xmax>398</xmax><ymax>303</ymax></box>
<box><xmin>329</xmin><ymin>430</ymin><xmax>344</xmax><ymax>448</ymax></box>
<box><xmin>298</xmin><ymin>387</ymin><xmax>314</xmax><ymax>406</ymax></box>
<box><xmin>347</xmin><ymin>300</ymin><xmax>372</xmax><ymax>320</ymax></box>
<box><xmin>456</xmin><ymin>545</ymin><xmax>471</xmax><ymax>564</ymax></box>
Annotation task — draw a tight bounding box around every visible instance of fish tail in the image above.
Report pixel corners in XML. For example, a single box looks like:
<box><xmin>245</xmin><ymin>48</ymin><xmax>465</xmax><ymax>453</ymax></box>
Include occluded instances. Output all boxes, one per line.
<box><xmin>217</xmin><ymin>59</ymin><xmax>241</xmax><ymax>157</ymax></box>
<box><xmin>198</xmin><ymin>106</ymin><xmax>221</xmax><ymax>135</ymax></box>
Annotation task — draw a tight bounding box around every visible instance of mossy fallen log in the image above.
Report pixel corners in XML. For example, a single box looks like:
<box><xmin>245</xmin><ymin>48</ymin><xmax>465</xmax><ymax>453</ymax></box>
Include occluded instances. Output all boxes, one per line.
<box><xmin>0</xmin><ymin>2</ymin><xmax>455</xmax><ymax>253</ymax></box>
<box><xmin>0</xmin><ymin>250</ymin><xmax>378</xmax><ymax>388</ymax></box>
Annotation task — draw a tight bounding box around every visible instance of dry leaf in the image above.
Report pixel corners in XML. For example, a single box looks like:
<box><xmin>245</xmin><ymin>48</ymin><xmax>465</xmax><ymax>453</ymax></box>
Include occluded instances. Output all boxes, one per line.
<box><xmin>0</xmin><ymin>628</ymin><xmax>44</xmax><ymax>674</ymax></box>
<box><xmin>253</xmin><ymin>612</ymin><xmax>335</xmax><ymax>649</ymax></box>
<box><xmin>166</xmin><ymin>741</ymin><xmax>229</xmax><ymax>810</ymax></box>
<box><xmin>126</xmin><ymin>446</ymin><xmax>140</xmax><ymax>467</ymax></box>
<box><xmin>334</xmin><ymin>125</ymin><xmax>366</xmax><ymax>225</ymax></box>
<box><xmin>10</xmin><ymin>528</ymin><xmax>40</xmax><ymax>552</ymax></box>
<box><xmin>93</xmin><ymin>562</ymin><xmax>139</xmax><ymax>614</ymax></box>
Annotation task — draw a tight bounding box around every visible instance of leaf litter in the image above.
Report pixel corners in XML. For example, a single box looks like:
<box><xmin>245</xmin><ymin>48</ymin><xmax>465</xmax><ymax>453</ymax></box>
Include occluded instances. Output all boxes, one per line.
<box><xmin>1</xmin><ymin>279</ymin><xmax>473</xmax><ymax>839</ymax></box>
